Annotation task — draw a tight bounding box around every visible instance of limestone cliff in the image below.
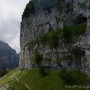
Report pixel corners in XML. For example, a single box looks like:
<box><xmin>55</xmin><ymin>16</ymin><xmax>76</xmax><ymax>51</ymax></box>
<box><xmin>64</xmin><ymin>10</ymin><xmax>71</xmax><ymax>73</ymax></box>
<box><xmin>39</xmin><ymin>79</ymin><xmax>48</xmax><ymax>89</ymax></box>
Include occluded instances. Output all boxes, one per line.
<box><xmin>20</xmin><ymin>0</ymin><xmax>90</xmax><ymax>73</ymax></box>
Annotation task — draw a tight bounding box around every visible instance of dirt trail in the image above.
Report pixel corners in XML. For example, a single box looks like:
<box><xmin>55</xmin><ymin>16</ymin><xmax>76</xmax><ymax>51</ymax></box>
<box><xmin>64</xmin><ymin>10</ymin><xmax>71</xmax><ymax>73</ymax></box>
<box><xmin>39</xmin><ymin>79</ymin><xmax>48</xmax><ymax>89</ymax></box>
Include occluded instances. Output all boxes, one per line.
<box><xmin>15</xmin><ymin>76</ymin><xmax>31</xmax><ymax>90</ymax></box>
<box><xmin>0</xmin><ymin>84</ymin><xmax>8</xmax><ymax>90</ymax></box>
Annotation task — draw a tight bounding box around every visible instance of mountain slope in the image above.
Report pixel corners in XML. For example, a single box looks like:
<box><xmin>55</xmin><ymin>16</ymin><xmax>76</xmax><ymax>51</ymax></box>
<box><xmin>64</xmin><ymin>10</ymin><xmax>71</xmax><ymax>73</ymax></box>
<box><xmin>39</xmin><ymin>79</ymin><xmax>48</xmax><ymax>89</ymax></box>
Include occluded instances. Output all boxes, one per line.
<box><xmin>0</xmin><ymin>68</ymin><xmax>89</xmax><ymax>90</ymax></box>
<box><xmin>0</xmin><ymin>41</ymin><xmax>19</xmax><ymax>70</ymax></box>
<box><xmin>7</xmin><ymin>69</ymin><xmax>90</xmax><ymax>90</ymax></box>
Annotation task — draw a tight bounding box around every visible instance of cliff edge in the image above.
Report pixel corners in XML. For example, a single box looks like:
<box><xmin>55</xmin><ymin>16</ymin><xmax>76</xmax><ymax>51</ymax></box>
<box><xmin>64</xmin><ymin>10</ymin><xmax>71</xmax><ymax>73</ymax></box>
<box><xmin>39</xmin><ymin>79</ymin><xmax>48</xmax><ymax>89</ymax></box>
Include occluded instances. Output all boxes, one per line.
<box><xmin>20</xmin><ymin>0</ymin><xmax>90</xmax><ymax>74</ymax></box>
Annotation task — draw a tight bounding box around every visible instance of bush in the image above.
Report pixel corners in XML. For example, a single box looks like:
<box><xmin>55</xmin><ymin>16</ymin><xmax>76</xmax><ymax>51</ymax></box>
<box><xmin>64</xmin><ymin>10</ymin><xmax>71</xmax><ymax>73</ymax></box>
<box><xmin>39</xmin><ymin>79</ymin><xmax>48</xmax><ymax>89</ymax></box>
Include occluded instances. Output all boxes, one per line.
<box><xmin>59</xmin><ymin>69</ymin><xmax>88</xmax><ymax>85</ymax></box>
<box><xmin>78</xmin><ymin>2</ymin><xmax>87</xmax><ymax>10</ymax></box>
<box><xmin>39</xmin><ymin>29</ymin><xmax>61</xmax><ymax>49</ymax></box>
<box><xmin>62</xmin><ymin>23</ymin><xmax>87</xmax><ymax>44</ymax></box>
<box><xmin>39</xmin><ymin>33</ymin><xmax>48</xmax><ymax>45</ymax></box>
<box><xmin>0</xmin><ymin>67</ymin><xmax>8</xmax><ymax>77</ymax></box>
<box><xmin>47</xmin><ymin>31</ymin><xmax>60</xmax><ymax>49</ymax></box>
<box><xmin>39</xmin><ymin>66</ymin><xmax>49</xmax><ymax>77</ymax></box>
<box><xmin>22</xmin><ymin>0</ymin><xmax>35</xmax><ymax>18</ymax></box>
<box><xmin>39</xmin><ymin>23</ymin><xmax>86</xmax><ymax>49</ymax></box>
<box><xmin>34</xmin><ymin>50</ymin><xmax>43</xmax><ymax>68</ymax></box>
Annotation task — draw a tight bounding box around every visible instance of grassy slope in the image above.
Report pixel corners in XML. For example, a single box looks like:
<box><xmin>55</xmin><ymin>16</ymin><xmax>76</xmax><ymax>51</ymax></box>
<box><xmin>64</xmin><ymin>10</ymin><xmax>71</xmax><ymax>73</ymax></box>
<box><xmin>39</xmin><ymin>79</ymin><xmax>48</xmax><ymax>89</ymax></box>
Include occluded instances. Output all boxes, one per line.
<box><xmin>0</xmin><ymin>68</ymin><xmax>20</xmax><ymax>86</ymax></box>
<box><xmin>7</xmin><ymin>69</ymin><xmax>89</xmax><ymax>90</ymax></box>
<box><xmin>0</xmin><ymin>68</ymin><xmax>89</xmax><ymax>90</ymax></box>
<box><xmin>8</xmin><ymin>69</ymin><xmax>65</xmax><ymax>90</ymax></box>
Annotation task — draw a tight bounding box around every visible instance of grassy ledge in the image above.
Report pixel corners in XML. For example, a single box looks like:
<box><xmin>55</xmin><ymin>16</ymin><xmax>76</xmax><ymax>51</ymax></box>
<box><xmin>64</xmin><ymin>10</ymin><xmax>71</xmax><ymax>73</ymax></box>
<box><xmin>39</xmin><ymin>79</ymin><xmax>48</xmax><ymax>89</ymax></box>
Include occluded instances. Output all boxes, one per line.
<box><xmin>7</xmin><ymin>69</ymin><xmax>90</xmax><ymax>90</ymax></box>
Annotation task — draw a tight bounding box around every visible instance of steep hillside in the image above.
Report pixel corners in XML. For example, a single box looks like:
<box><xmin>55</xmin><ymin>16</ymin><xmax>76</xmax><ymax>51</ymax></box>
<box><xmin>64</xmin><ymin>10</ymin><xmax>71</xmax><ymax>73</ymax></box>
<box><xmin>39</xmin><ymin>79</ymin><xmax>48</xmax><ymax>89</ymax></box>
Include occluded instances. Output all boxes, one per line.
<box><xmin>0</xmin><ymin>41</ymin><xmax>19</xmax><ymax>70</ymax></box>
<box><xmin>4</xmin><ymin>0</ymin><xmax>90</xmax><ymax>90</ymax></box>
<box><xmin>20</xmin><ymin>0</ymin><xmax>90</xmax><ymax>74</ymax></box>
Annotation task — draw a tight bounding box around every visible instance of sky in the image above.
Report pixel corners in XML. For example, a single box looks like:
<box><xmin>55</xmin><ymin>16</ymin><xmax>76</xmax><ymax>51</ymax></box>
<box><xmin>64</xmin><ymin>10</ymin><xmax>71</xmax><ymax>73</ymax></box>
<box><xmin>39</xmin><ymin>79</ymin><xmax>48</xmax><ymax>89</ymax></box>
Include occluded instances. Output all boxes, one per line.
<box><xmin>0</xmin><ymin>0</ymin><xmax>29</xmax><ymax>53</ymax></box>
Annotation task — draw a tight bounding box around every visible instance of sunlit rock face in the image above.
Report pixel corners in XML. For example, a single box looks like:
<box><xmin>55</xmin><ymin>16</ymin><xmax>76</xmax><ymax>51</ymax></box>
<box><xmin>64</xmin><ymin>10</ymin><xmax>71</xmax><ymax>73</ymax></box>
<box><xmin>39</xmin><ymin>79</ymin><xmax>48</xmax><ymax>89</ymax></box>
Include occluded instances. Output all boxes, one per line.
<box><xmin>20</xmin><ymin>0</ymin><xmax>90</xmax><ymax>74</ymax></box>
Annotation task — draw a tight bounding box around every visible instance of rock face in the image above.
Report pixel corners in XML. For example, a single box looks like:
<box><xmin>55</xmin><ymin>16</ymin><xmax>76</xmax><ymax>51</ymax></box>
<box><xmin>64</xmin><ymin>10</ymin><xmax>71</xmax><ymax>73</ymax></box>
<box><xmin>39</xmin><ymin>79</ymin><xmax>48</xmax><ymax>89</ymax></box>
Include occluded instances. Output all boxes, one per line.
<box><xmin>0</xmin><ymin>41</ymin><xmax>19</xmax><ymax>70</ymax></box>
<box><xmin>20</xmin><ymin>0</ymin><xmax>90</xmax><ymax>73</ymax></box>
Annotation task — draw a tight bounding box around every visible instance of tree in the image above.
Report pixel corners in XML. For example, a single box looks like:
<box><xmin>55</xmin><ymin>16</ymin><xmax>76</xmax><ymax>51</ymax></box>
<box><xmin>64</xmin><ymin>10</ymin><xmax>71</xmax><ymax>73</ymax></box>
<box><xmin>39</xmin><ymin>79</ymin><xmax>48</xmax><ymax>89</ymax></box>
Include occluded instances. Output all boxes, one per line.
<box><xmin>34</xmin><ymin>49</ymin><xmax>43</xmax><ymax>68</ymax></box>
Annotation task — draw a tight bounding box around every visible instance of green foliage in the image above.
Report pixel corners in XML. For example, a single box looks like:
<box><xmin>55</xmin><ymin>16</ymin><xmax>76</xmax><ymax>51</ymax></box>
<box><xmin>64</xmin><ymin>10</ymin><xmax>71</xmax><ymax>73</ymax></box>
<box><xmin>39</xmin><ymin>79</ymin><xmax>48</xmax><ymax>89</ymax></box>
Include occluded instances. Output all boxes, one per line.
<box><xmin>22</xmin><ymin>0</ymin><xmax>35</xmax><ymax>18</ymax></box>
<box><xmin>59</xmin><ymin>69</ymin><xmax>88</xmax><ymax>85</ymax></box>
<box><xmin>39</xmin><ymin>66</ymin><xmax>49</xmax><ymax>77</ymax></box>
<box><xmin>88</xmin><ymin>16</ymin><xmax>90</xmax><ymax>19</ymax></box>
<box><xmin>8</xmin><ymin>69</ymin><xmax>70</xmax><ymax>90</ymax></box>
<box><xmin>78</xmin><ymin>2</ymin><xmax>87</xmax><ymax>10</ymax></box>
<box><xmin>8</xmin><ymin>69</ymin><xmax>90</xmax><ymax>90</ymax></box>
<box><xmin>0</xmin><ymin>69</ymin><xmax>20</xmax><ymax>86</ymax></box>
<box><xmin>62</xmin><ymin>23</ymin><xmax>87</xmax><ymax>44</ymax></box>
<box><xmin>88</xmin><ymin>5</ymin><xmax>90</xmax><ymax>9</ymax></box>
<box><xmin>62</xmin><ymin>25</ymin><xmax>73</xmax><ymax>44</ymax></box>
<box><xmin>0</xmin><ymin>67</ymin><xmax>8</xmax><ymax>77</ymax></box>
<box><xmin>28</xmin><ymin>23</ymin><xmax>87</xmax><ymax>68</ymax></box>
<box><xmin>73</xmin><ymin>23</ymin><xmax>87</xmax><ymax>36</ymax></box>
<box><xmin>34</xmin><ymin>49</ymin><xmax>43</xmax><ymax>68</ymax></box>
<box><xmin>39</xmin><ymin>29</ymin><xmax>61</xmax><ymax>49</ymax></box>
<box><xmin>57</xmin><ymin>3</ymin><xmax>64</xmax><ymax>13</ymax></box>
<box><xmin>39</xmin><ymin>23</ymin><xmax>87</xmax><ymax>49</ymax></box>
<box><xmin>72</xmin><ymin>46</ymin><xmax>85</xmax><ymax>58</ymax></box>
<box><xmin>39</xmin><ymin>33</ymin><xmax>48</xmax><ymax>45</ymax></box>
<box><xmin>47</xmin><ymin>30</ymin><xmax>60</xmax><ymax>49</ymax></box>
<box><xmin>65</xmin><ymin>2</ymin><xmax>73</xmax><ymax>13</ymax></box>
<box><xmin>58</xmin><ymin>2</ymin><xmax>73</xmax><ymax>14</ymax></box>
<box><xmin>62</xmin><ymin>54</ymin><xmax>72</xmax><ymax>61</ymax></box>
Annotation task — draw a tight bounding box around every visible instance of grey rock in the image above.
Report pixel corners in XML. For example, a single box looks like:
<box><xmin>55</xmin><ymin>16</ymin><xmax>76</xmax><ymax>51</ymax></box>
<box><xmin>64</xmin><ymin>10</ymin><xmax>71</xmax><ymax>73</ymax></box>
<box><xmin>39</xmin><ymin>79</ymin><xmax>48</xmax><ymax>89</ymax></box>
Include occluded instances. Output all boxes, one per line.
<box><xmin>20</xmin><ymin>0</ymin><xmax>90</xmax><ymax>75</ymax></box>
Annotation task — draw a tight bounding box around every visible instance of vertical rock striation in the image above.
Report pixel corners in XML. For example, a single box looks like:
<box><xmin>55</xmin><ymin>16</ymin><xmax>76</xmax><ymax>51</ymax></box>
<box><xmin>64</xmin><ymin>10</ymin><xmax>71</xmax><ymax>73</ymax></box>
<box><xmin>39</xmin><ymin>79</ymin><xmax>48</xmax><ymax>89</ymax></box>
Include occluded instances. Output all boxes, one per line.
<box><xmin>20</xmin><ymin>0</ymin><xmax>90</xmax><ymax>73</ymax></box>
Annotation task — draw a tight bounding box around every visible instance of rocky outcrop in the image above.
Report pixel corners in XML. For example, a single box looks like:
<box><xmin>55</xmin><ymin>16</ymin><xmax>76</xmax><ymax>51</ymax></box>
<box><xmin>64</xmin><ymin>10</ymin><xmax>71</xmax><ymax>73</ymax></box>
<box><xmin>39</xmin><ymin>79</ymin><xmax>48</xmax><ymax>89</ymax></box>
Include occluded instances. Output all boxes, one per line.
<box><xmin>0</xmin><ymin>41</ymin><xmax>19</xmax><ymax>70</ymax></box>
<box><xmin>20</xmin><ymin>0</ymin><xmax>90</xmax><ymax>73</ymax></box>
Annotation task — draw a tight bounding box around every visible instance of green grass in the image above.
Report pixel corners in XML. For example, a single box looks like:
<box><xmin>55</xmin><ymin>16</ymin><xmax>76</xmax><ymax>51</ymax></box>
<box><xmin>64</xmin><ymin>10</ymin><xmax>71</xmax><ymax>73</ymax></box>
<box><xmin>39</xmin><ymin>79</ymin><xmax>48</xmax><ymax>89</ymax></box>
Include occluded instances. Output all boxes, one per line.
<box><xmin>0</xmin><ymin>68</ymin><xmax>20</xmax><ymax>86</ymax></box>
<box><xmin>7</xmin><ymin>69</ymin><xmax>90</xmax><ymax>90</ymax></box>
<box><xmin>8</xmin><ymin>69</ymin><xmax>65</xmax><ymax>90</ymax></box>
<box><xmin>0</xmin><ymin>68</ymin><xmax>90</xmax><ymax>90</ymax></box>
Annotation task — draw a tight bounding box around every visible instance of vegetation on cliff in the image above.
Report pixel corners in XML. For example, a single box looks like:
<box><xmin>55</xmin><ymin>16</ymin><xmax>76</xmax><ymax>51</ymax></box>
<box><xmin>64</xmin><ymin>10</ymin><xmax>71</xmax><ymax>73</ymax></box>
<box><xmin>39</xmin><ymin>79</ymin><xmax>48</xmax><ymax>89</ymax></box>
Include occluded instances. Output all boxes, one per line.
<box><xmin>19</xmin><ymin>1</ymin><xmax>90</xmax><ymax>90</ymax></box>
<box><xmin>22</xmin><ymin>0</ymin><xmax>58</xmax><ymax>18</ymax></box>
<box><xmin>27</xmin><ymin>23</ymin><xmax>87</xmax><ymax>70</ymax></box>
<box><xmin>22</xmin><ymin>0</ymin><xmax>35</xmax><ymax>18</ymax></box>
<box><xmin>39</xmin><ymin>23</ymin><xmax>87</xmax><ymax>48</ymax></box>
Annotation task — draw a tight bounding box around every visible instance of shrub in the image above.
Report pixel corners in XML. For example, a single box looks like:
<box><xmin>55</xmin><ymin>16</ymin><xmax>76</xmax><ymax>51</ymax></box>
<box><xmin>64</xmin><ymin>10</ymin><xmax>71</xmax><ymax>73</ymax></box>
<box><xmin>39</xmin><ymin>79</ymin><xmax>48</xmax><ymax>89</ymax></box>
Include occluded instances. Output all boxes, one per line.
<box><xmin>39</xmin><ymin>33</ymin><xmax>48</xmax><ymax>45</ymax></box>
<box><xmin>72</xmin><ymin>46</ymin><xmax>85</xmax><ymax>57</ymax></box>
<box><xmin>47</xmin><ymin>31</ymin><xmax>60</xmax><ymax>49</ymax></box>
<box><xmin>31</xmin><ymin>23</ymin><xmax>87</xmax><ymax>67</ymax></box>
<box><xmin>88</xmin><ymin>5</ymin><xmax>90</xmax><ymax>9</ymax></box>
<box><xmin>39</xmin><ymin>29</ymin><xmax>61</xmax><ymax>49</ymax></box>
<box><xmin>37</xmin><ymin>23</ymin><xmax>87</xmax><ymax>49</ymax></box>
<box><xmin>22</xmin><ymin>0</ymin><xmax>35</xmax><ymax>18</ymax></box>
<box><xmin>62</xmin><ymin>25</ymin><xmax>73</xmax><ymax>44</ymax></box>
<box><xmin>65</xmin><ymin>2</ymin><xmax>73</xmax><ymax>13</ymax></box>
<box><xmin>39</xmin><ymin>66</ymin><xmax>49</xmax><ymax>77</ymax></box>
<box><xmin>62</xmin><ymin>23</ymin><xmax>87</xmax><ymax>44</ymax></box>
<box><xmin>38</xmin><ymin>23</ymin><xmax>87</xmax><ymax>50</ymax></box>
<box><xmin>78</xmin><ymin>2</ymin><xmax>87</xmax><ymax>10</ymax></box>
<box><xmin>34</xmin><ymin>49</ymin><xmax>43</xmax><ymax>68</ymax></box>
<box><xmin>59</xmin><ymin>69</ymin><xmax>88</xmax><ymax>85</ymax></box>
<box><xmin>0</xmin><ymin>67</ymin><xmax>8</xmax><ymax>77</ymax></box>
